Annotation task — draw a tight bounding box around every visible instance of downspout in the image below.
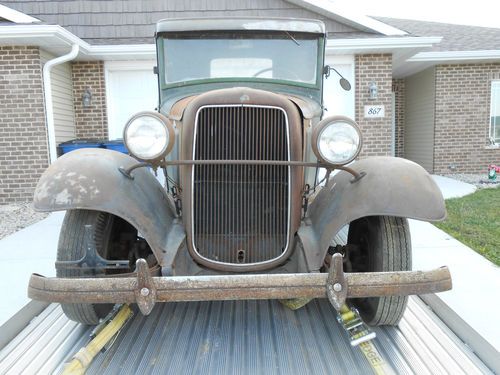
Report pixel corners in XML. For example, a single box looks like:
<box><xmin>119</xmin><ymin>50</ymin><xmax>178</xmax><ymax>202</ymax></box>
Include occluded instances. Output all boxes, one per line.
<box><xmin>42</xmin><ymin>44</ymin><xmax>79</xmax><ymax>164</ymax></box>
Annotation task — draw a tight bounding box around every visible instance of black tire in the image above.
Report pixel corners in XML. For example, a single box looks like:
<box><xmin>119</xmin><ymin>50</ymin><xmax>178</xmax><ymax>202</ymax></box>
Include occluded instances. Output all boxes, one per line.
<box><xmin>347</xmin><ymin>216</ymin><xmax>411</xmax><ymax>326</ymax></box>
<box><xmin>57</xmin><ymin>210</ymin><xmax>133</xmax><ymax>325</ymax></box>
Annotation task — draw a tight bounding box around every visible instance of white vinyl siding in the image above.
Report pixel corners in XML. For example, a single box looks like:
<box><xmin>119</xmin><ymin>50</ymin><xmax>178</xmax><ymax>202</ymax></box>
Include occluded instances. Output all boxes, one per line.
<box><xmin>40</xmin><ymin>50</ymin><xmax>76</xmax><ymax>144</ymax></box>
<box><xmin>490</xmin><ymin>80</ymin><xmax>500</xmax><ymax>144</ymax></box>
<box><xmin>404</xmin><ymin>67</ymin><xmax>435</xmax><ymax>172</ymax></box>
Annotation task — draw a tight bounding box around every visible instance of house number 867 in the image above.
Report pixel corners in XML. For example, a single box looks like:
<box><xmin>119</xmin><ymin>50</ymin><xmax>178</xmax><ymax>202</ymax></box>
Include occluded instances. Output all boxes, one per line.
<box><xmin>364</xmin><ymin>105</ymin><xmax>385</xmax><ymax>118</ymax></box>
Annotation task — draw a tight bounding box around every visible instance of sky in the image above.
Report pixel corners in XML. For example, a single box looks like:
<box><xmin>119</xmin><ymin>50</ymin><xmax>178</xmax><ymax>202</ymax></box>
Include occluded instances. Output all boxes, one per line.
<box><xmin>337</xmin><ymin>0</ymin><xmax>500</xmax><ymax>28</ymax></box>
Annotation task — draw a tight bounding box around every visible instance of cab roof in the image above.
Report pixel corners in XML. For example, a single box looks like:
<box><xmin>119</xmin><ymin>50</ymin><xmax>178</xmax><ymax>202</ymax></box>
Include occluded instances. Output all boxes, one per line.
<box><xmin>156</xmin><ymin>17</ymin><xmax>326</xmax><ymax>35</ymax></box>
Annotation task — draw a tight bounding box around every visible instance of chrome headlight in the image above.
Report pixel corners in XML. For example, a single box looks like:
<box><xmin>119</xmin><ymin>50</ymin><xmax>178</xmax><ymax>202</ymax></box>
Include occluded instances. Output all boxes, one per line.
<box><xmin>123</xmin><ymin>111</ymin><xmax>174</xmax><ymax>162</ymax></box>
<box><xmin>312</xmin><ymin>116</ymin><xmax>362</xmax><ymax>165</ymax></box>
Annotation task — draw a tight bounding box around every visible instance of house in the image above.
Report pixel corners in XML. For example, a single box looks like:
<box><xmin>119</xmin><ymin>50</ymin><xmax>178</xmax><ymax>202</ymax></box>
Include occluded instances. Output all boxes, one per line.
<box><xmin>378</xmin><ymin>17</ymin><xmax>500</xmax><ymax>175</ymax></box>
<box><xmin>0</xmin><ymin>1</ymin><xmax>498</xmax><ymax>204</ymax></box>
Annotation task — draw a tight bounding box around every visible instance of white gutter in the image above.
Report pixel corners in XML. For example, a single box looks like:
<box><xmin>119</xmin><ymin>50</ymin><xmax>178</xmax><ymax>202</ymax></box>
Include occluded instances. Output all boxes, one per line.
<box><xmin>326</xmin><ymin>36</ymin><xmax>443</xmax><ymax>52</ymax></box>
<box><xmin>0</xmin><ymin>24</ymin><xmax>83</xmax><ymax>45</ymax></box>
<box><xmin>408</xmin><ymin>50</ymin><xmax>500</xmax><ymax>62</ymax></box>
<box><xmin>42</xmin><ymin>44</ymin><xmax>79</xmax><ymax>164</ymax></box>
<box><xmin>87</xmin><ymin>44</ymin><xmax>156</xmax><ymax>58</ymax></box>
<box><xmin>0</xmin><ymin>25</ymin><xmax>155</xmax><ymax>59</ymax></box>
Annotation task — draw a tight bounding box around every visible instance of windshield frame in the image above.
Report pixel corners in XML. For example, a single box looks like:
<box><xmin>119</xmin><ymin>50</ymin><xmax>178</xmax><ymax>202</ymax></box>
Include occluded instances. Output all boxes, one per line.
<box><xmin>156</xmin><ymin>31</ymin><xmax>325</xmax><ymax>91</ymax></box>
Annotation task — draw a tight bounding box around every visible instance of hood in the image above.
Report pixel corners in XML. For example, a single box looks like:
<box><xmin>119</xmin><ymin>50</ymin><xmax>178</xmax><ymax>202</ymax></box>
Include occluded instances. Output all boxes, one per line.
<box><xmin>165</xmin><ymin>88</ymin><xmax>322</xmax><ymax>122</ymax></box>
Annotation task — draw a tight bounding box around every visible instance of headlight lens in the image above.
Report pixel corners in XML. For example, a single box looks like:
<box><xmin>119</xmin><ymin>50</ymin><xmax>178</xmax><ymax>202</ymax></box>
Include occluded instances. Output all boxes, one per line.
<box><xmin>123</xmin><ymin>112</ymin><xmax>174</xmax><ymax>161</ymax></box>
<box><xmin>313</xmin><ymin>117</ymin><xmax>362</xmax><ymax>165</ymax></box>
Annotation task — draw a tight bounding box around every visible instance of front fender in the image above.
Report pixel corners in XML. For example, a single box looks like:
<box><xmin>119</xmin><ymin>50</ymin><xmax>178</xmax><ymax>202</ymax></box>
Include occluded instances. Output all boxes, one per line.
<box><xmin>34</xmin><ymin>148</ymin><xmax>175</xmax><ymax>264</ymax></box>
<box><xmin>300</xmin><ymin>156</ymin><xmax>445</xmax><ymax>271</ymax></box>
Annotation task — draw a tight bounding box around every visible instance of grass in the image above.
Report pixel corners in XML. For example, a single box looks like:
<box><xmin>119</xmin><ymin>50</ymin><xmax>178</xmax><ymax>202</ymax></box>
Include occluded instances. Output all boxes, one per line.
<box><xmin>434</xmin><ymin>188</ymin><xmax>500</xmax><ymax>266</ymax></box>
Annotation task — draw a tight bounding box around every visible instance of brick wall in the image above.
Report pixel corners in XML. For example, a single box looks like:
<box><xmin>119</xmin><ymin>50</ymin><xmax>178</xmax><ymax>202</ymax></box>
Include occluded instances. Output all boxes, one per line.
<box><xmin>434</xmin><ymin>63</ymin><xmax>500</xmax><ymax>174</ymax></box>
<box><xmin>355</xmin><ymin>54</ymin><xmax>393</xmax><ymax>157</ymax></box>
<box><xmin>72</xmin><ymin>61</ymin><xmax>108</xmax><ymax>139</ymax></box>
<box><xmin>392</xmin><ymin>79</ymin><xmax>405</xmax><ymax>158</ymax></box>
<box><xmin>0</xmin><ymin>46</ymin><xmax>48</xmax><ymax>204</ymax></box>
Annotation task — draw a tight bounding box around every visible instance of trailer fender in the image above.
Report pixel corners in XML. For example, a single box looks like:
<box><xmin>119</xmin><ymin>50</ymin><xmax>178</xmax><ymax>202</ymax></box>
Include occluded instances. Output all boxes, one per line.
<box><xmin>300</xmin><ymin>156</ymin><xmax>446</xmax><ymax>271</ymax></box>
<box><xmin>34</xmin><ymin>148</ymin><xmax>175</xmax><ymax>264</ymax></box>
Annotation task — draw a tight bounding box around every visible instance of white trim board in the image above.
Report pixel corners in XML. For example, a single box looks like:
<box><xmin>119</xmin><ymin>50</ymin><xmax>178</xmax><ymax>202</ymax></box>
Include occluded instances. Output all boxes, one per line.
<box><xmin>326</xmin><ymin>36</ymin><xmax>442</xmax><ymax>53</ymax></box>
<box><xmin>285</xmin><ymin>0</ymin><xmax>406</xmax><ymax>35</ymax></box>
<box><xmin>0</xmin><ymin>4</ymin><xmax>39</xmax><ymax>23</ymax></box>
<box><xmin>0</xmin><ymin>24</ymin><xmax>156</xmax><ymax>60</ymax></box>
<box><xmin>409</xmin><ymin>50</ymin><xmax>500</xmax><ymax>62</ymax></box>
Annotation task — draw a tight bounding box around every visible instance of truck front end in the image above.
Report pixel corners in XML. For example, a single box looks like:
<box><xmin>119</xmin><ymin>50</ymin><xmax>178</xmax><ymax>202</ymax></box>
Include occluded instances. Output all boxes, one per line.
<box><xmin>29</xmin><ymin>18</ymin><xmax>451</xmax><ymax>327</ymax></box>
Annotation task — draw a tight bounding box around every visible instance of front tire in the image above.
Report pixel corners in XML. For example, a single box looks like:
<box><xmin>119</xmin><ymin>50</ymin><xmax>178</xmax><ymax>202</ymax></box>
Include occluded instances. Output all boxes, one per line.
<box><xmin>57</xmin><ymin>210</ymin><xmax>138</xmax><ymax>325</ymax></box>
<box><xmin>347</xmin><ymin>216</ymin><xmax>411</xmax><ymax>326</ymax></box>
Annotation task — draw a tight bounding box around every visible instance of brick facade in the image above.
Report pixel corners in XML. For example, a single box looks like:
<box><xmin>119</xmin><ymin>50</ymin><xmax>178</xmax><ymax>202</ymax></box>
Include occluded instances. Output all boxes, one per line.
<box><xmin>72</xmin><ymin>61</ymin><xmax>108</xmax><ymax>139</ymax></box>
<box><xmin>2</xmin><ymin>47</ymin><xmax>498</xmax><ymax>206</ymax></box>
<box><xmin>355</xmin><ymin>54</ymin><xmax>393</xmax><ymax>157</ymax></box>
<box><xmin>0</xmin><ymin>46</ymin><xmax>48</xmax><ymax>204</ymax></box>
<box><xmin>434</xmin><ymin>63</ymin><xmax>500</xmax><ymax>174</ymax></box>
<box><xmin>392</xmin><ymin>79</ymin><xmax>405</xmax><ymax>158</ymax></box>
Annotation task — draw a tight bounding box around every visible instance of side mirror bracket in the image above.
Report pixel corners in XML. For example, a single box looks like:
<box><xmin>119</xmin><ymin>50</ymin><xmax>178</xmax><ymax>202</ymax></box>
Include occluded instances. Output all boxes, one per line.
<box><xmin>324</xmin><ymin>65</ymin><xmax>351</xmax><ymax>91</ymax></box>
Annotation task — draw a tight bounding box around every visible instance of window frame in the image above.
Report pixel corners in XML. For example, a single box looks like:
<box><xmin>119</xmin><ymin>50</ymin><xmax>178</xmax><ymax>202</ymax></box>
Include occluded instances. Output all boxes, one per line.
<box><xmin>156</xmin><ymin>33</ymin><xmax>324</xmax><ymax>91</ymax></box>
<box><xmin>490</xmin><ymin>80</ymin><xmax>500</xmax><ymax>145</ymax></box>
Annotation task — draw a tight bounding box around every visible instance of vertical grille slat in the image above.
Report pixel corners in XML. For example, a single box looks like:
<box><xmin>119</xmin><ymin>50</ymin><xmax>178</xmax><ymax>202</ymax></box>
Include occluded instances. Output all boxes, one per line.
<box><xmin>192</xmin><ymin>105</ymin><xmax>289</xmax><ymax>265</ymax></box>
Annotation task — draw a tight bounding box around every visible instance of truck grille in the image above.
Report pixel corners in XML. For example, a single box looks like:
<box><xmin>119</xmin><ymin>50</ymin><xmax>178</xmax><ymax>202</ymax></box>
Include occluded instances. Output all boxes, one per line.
<box><xmin>192</xmin><ymin>105</ymin><xmax>290</xmax><ymax>265</ymax></box>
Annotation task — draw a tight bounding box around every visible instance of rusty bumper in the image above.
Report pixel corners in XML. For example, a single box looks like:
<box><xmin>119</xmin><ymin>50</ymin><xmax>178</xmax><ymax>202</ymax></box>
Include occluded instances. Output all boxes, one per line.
<box><xmin>28</xmin><ymin>257</ymin><xmax>452</xmax><ymax>315</ymax></box>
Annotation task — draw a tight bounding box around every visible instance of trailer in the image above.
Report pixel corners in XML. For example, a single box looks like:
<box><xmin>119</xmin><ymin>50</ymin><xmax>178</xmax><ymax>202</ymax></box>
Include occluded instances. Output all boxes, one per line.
<box><xmin>1</xmin><ymin>228</ymin><xmax>498</xmax><ymax>375</ymax></box>
<box><xmin>1</xmin><ymin>293</ymin><xmax>499</xmax><ymax>375</ymax></box>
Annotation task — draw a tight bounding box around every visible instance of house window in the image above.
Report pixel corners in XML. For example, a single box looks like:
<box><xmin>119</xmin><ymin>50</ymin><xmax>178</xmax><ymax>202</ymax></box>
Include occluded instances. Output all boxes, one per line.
<box><xmin>491</xmin><ymin>80</ymin><xmax>500</xmax><ymax>144</ymax></box>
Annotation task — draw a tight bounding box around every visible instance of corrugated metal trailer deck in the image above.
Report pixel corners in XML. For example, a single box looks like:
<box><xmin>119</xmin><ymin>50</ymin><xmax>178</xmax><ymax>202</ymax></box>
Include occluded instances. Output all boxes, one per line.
<box><xmin>0</xmin><ymin>295</ymin><xmax>495</xmax><ymax>375</ymax></box>
<box><xmin>0</xmin><ymin>227</ymin><xmax>498</xmax><ymax>374</ymax></box>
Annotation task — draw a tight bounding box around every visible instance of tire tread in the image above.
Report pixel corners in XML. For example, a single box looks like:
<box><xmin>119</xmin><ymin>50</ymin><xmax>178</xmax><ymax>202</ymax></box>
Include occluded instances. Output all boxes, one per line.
<box><xmin>57</xmin><ymin>210</ymin><xmax>112</xmax><ymax>325</ymax></box>
<box><xmin>349</xmin><ymin>215</ymin><xmax>412</xmax><ymax>326</ymax></box>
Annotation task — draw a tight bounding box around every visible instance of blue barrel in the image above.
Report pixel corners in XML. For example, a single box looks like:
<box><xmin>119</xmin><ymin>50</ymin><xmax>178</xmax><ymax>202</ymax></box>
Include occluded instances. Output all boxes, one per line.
<box><xmin>57</xmin><ymin>139</ymin><xmax>104</xmax><ymax>156</ymax></box>
<box><xmin>102</xmin><ymin>140</ymin><xmax>128</xmax><ymax>154</ymax></box>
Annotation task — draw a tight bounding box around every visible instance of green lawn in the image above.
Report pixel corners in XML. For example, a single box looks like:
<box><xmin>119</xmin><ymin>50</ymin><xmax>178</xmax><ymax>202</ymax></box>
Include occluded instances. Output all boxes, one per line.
<box><xmin>434</xmin><ymin>188</ymin><xmax>500</xmax><ymax>266</ymax></box>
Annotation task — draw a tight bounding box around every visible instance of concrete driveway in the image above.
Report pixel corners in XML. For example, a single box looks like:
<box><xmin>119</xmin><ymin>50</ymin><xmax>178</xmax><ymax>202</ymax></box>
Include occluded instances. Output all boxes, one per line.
<box><xmin>0</xmin><ymin>176</ymin><xmax>498</xmax><ymax>351</ymax></box>
<box><xmin>0</xmin><ymin>211</ymin><xmax>64</xmax><ymax>327</ymax></box>
<box><xmin>411</xmin><ymin>176</ymin><xmax>499</xmax><ymax>351</ymax></box>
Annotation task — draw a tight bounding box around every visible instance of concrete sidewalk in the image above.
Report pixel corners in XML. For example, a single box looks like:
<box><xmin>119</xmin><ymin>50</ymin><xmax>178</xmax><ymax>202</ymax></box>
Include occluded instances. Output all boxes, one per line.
<box><xmin>432</xmin><ymin>175</ymin><xmax>477</xmax><ymax>199</ymax></box>
<box><xmin>0</xmin><ymin>211</ymin><xmax>65</xmax><ymax>326</ymax></box>
<box><xmin>0</xmin><ymin>175</ymin><xmax>498</xmax><ymax>352</ymax></box>
<box><xmin>411</xmin><ymin>219</ymin><xmax>500</xmax><ymax>351</ymax></box>
<box><xmin>414</xmin><ymin>176</ymin><xmax>499</xmax><ymax>352</ymax></box>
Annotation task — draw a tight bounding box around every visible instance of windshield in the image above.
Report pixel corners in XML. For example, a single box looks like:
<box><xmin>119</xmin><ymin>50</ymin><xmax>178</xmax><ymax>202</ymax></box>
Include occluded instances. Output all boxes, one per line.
<box><xmin>159</xmin><ymin>32</ymin><xmax>320</xmax><ymax>87</ymax></box>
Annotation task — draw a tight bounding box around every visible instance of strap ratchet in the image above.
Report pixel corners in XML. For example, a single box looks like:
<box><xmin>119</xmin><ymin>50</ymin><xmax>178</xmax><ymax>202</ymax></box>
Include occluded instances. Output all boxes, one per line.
<box><xmin>337</xmin><ymin>304</ymin><xmax>395</xmax><ymax>375</ymax></box>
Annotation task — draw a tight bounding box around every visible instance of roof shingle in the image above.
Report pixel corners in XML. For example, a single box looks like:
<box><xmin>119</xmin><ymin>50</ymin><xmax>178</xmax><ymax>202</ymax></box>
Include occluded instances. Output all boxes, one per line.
<box><xmin>1</xmin><ymin>0</ymin><xmax>361</xmax><ymax>45</ymax></box>
<box><xmin>375</xmin><ymin>17</ymin><xmax>500</xmax><ymax>52</ymax></box>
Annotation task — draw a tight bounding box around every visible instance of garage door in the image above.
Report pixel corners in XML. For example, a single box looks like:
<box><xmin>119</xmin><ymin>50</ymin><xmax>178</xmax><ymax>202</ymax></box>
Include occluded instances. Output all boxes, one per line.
<box><xmin>106</xmin><ymin>61</ymin><xmax>158</xmax><ymax>140</ymax></box>
<box><xmin>106</xmin><ymin>57</ymin><xmax>354</xmax><ymax>139</ymax></box>
<box><xmin>323</xmin><ymin>55</ymin><xmax>354</xmax><ymax>118</ymax></box>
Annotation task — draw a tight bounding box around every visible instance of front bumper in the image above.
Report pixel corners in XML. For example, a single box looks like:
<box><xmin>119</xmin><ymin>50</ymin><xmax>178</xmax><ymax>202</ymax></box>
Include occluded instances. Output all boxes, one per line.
<box><xmin>28</xmin><ymin>255</ymin><xmax>452</xmax><ymax>315</ymax></box>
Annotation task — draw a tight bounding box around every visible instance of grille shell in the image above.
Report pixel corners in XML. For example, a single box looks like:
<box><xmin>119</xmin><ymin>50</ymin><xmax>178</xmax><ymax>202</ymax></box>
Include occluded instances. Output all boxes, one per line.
<box><xmin>191</xmin><ymin>105</ymin><xmax>290</xmax><ymax>267</ymax></box>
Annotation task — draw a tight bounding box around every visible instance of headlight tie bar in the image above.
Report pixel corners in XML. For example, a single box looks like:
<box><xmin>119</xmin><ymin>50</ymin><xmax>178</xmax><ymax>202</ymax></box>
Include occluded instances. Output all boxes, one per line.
<box><xmin>118</xmin><ymin>159</ymin><xmax>366</xmax><ymax>182</ymax></box>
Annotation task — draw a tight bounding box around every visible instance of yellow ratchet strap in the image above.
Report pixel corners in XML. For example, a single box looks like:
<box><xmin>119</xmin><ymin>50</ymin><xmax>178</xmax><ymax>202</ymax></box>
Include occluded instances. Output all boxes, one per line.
<box><xmin>61</xmin><ymin>304</ymin><xmax>133</xmax><ymax>375</ymax></box>
<box><xmin>338</xmin><ymin>304</ymin><xmax>395</xmax><ymax>375</ymax></box>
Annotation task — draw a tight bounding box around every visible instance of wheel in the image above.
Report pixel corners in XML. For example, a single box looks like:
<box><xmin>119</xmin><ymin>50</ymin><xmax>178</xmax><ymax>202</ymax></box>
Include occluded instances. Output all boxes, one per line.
<box><xmin>347</xmin><ymin>216</ymin><xmax>411</xmax><ymax>326</ymax></box>
<box><xmin>57</xmin><ymin>209</ymin><xmax>150</xmax><ymax>325</ymax></box>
